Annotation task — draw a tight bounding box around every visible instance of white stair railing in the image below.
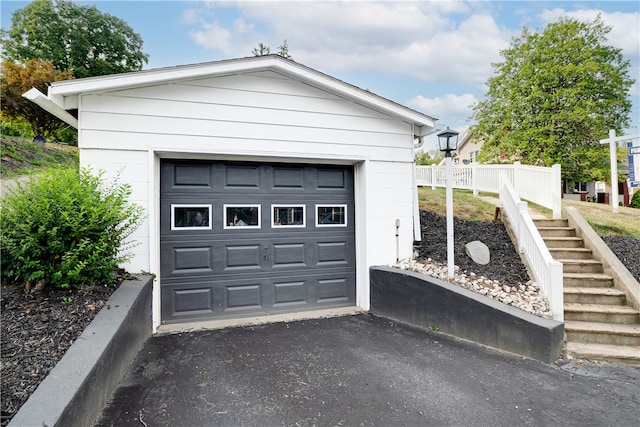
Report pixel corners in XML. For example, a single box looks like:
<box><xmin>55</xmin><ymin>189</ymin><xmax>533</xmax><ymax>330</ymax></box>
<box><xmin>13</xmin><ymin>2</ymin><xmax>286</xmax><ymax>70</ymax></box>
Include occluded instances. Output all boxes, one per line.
<box><xmin>499</xmin><ymin>173</ymin><xmax>564</xmax><ymax>322</ymax></box>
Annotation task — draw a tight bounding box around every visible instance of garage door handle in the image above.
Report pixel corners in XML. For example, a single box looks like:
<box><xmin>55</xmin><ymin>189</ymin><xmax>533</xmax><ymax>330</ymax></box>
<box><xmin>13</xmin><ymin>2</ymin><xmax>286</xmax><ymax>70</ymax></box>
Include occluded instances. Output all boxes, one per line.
<box><xmin>263</xmin><ymin>245</ymin><xmax>269</xmax><ymax>260</ymax></box>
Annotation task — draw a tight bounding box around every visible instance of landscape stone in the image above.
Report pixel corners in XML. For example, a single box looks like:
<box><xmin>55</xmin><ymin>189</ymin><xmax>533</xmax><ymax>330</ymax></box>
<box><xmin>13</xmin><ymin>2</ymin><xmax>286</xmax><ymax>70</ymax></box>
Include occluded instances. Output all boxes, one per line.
<box><xmin>465</xmin><ymin>240</ymin><xmax>491</xmax><ymax>265</ymax></box>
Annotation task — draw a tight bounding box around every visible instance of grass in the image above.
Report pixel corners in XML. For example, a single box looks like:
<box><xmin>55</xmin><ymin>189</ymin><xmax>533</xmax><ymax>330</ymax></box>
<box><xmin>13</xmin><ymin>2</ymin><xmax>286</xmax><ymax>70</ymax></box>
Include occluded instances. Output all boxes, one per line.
<box><xmin>418</xmin><ymin>186</ymin><xmax>640</xmax><ymax>237</ymax></box>
<box><xmin>561</xmin><ymin>198</ymin><xmax>640</xmax><ymax>237</ymax></box>
<box><xmin>418</xmin><ymin>187</ymin><xmax>498</xmax><ymax>221</ymax></box>
<box><xmin>1</xmin><ymin>136</ymin><xmax>78</xmax><ymax>179</ymax></box>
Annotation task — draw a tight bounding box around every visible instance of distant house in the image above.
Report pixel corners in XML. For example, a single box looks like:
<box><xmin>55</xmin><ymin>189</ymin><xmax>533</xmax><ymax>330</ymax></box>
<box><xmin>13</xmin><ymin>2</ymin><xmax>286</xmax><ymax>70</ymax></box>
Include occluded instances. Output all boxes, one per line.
<box><xmin>452</xmin><ymin>130</ymin><xmax>481</xmax><ymax>165</ymax></box>
<box><xmin>437</xmin><ymin>129</ymin><xmax>482</xmax><ymax>165</ymax></box>
<box><xmin>25</xmin><ymin>55</ymin><xmax>437</xmax><ymax>328</ymax></box>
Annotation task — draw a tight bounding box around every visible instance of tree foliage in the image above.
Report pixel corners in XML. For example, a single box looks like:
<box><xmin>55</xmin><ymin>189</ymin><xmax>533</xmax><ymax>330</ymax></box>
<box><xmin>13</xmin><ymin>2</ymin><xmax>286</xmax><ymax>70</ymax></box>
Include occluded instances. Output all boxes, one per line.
<box><xmin>415</xmin><ymin>149</ymin><xmax>444</xmax><ymax>165</ymax></box>
<box><xmin>2</xmin><ymin>0</ymin><xmax>148</xmax><ymax>79</ymax></box>
<box><xmin>252</xmin><ymin>42</ymin><xmax>271</xmax><ymax>56</ymax></box>
<box><xmin>1</xmin><ymin>59</ymin><xmax>74</xmax><ymax>140</ymax></box>
<box><xmin>471</xmin><ymin>16</ymin><xmax>634</xmax><ymax>182</ymax></box>
<box><xmin>252</xmin><ymin>40</ymin><xmax>293</xmax><ymax>60</ymax></box>
<box><xmin>277</xmin><ymin>40</ymin><xmax>293</xmax><ymax>60</ymax></box>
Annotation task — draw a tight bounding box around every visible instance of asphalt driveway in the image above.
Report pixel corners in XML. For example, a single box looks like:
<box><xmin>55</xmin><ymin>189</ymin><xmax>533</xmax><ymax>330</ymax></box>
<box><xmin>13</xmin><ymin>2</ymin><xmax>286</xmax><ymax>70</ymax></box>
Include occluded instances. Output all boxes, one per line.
<box><xmin>95</xmin><ymin>314</ymin><xmax>639</xmax><ymax>427</ymax></box>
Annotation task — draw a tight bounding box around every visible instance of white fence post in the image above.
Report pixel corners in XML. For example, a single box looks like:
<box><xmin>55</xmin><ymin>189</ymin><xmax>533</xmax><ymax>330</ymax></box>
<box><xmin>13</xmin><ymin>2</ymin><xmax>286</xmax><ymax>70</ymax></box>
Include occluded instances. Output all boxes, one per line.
<box><xmin>552</xmin><ymin>164</ymin><xmax>562</xmax><ymax>219</ymax></box>
<box><xmin>549</xmin><ymin>261</ymin><xmax>564</xmax><ymax>322</ymax></box>
<box><xmin>431</xmin><ymin>164</ymin><xmax>436</xmax><ymax>190</ymax></box>
<box><xmin>518</xmin><ymin>201</ymin><xmax>527</xmax><ymax>252</ymax></box>
<box><xmin>472</xmin><ymin>161</ymin><xmax>478</xmax><ymax>196</ymax></box>
<box><xmin>513</xmin><ymin>161</ymin><xmax>521</xmax><ymax>194</ymax></box>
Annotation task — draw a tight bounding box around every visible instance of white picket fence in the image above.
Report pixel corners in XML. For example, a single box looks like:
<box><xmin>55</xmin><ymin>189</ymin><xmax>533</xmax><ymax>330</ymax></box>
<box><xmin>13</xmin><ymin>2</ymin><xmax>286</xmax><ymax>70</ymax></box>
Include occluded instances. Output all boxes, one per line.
<box><xmin>416</xmin><ymin>162</ymin><xmax>562</xmax><ymax>219</ymax></box>
<box><xmin>499</xmin><ymin>173</ymin><xmax>564</xmax><ymax>321</ymax></box>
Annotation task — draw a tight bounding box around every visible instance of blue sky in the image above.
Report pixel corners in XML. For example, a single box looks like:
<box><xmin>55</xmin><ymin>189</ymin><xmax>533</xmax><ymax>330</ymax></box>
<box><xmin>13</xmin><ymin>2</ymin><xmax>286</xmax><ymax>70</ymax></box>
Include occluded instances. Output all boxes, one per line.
<box><xmin>2</xmin><ymin>0</ymin><xmax>639</xmax><ymax>150</ymax></box>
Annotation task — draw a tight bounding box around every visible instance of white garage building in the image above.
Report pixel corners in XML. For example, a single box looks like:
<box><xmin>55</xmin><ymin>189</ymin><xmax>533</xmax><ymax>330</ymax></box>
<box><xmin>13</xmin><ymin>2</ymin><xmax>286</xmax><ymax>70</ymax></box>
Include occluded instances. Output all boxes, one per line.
<box><xmin>27</xmin><ymin>55</ymin><xmax>438</xmax><ymax>328</ymax></box>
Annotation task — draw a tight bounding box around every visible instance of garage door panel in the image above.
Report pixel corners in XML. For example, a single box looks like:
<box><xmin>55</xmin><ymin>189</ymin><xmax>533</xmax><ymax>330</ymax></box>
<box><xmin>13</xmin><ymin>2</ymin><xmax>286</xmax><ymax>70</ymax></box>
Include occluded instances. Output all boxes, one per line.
<box><xmin>173</xmin><ymin>246</ymin><xmax>213</xmax><ymax>273</ymax></box>
<box><xmin>174</xmin><ymin>163</ymin><xmax>212</xmax><ymax>187</ymax></box>
<box><xmin>224</xmin><ymin>244</ymin><xmax>262</xmax><ymax>271</ymax></box>
<box><xmin>272</xmin><ymin>243</ymin><xmax>307</xmax><ymax>268</ymax></box>
<box><xmin>272</xmin><ymin>167</ymin><xmax>305</xmax><ymax>188</ymax></box>
<box><xmin>224</xmin><ymin>164</ymin><xmax>260</xmax><ymax>188</ymax></box>
<box><xmin>317</xmin><ymin>274</ymin><xmax>356</xmax><ymax>302</ymax></box>
<box><xmin>317</xmin><ymin>241</ymin><xmax>350</xmax><ymax>266</ymax></box>
<box><xmin>225</xmin><ymin>283</ymin><xmax>263</xmax><ymax>311</ymax></box>
<box><xmin>317</xmin><ymin>168</ymin><xmax>347</xmax><ymax>189</ymax></box>
<box><xmin>162</xmin><ymin>283</ymin><xmax>215</xmax><ymax>320</ymax></box>
<box><xmin>273</xmin><ymin>281</ymin><xmax>307</xmax><ymax>306</ymax></box>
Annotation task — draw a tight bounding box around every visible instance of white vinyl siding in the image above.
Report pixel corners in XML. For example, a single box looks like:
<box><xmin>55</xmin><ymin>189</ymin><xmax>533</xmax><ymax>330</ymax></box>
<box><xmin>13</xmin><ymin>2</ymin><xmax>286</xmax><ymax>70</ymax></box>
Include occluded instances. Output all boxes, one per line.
<box><xmin>78</xmin><ymin>72</ymin><xmax>413</xmax><ymax>163</ymax></box>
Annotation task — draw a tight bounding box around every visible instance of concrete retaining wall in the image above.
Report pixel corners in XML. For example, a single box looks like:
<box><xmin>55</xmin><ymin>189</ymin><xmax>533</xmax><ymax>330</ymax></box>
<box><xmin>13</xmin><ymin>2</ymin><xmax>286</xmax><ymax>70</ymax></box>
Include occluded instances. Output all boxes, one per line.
<box><xmin>370</xmin><ymin>266</ymin><xmax>564</xmax><ymax>363</ymax></box>
<box><xmin>9</xmin><ymin>275</ymin><xmax>153</xmax><ymax>427</ymax></box>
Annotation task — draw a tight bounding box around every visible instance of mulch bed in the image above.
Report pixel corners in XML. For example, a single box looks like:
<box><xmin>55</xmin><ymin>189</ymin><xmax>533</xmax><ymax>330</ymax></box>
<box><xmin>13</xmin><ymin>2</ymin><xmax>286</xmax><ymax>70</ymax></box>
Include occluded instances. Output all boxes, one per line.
<box><xmin>416</xmin><ymin>210</ymin><xmax>531</xmax><ymax>286</ymax></box>
<box><xmin>601</xmin><ymin>235</ymin><xmax>640</xmax><ymax>282</ymax></box>
<box><xmin>0</xmin><ymin>282</ymin><xmax>120</xmax><ymax>426</ymax></box>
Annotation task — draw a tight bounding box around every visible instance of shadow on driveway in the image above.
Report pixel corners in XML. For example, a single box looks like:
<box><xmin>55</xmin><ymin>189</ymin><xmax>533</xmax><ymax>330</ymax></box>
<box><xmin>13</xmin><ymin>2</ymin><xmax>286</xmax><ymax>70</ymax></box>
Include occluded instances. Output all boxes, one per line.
<box><xmin>95</xmin><ymin>314</ymin><xmax>639</xmax><ymax>426</ymax></box>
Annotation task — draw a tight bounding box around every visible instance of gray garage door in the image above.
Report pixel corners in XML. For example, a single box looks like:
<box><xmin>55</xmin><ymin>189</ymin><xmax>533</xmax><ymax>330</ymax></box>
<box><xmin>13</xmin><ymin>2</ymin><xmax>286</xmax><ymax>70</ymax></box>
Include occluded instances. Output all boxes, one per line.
<box><xmin>160</xmin><ymin>160</ymin><xmax>356</xmax><ymax>323</ymax></box>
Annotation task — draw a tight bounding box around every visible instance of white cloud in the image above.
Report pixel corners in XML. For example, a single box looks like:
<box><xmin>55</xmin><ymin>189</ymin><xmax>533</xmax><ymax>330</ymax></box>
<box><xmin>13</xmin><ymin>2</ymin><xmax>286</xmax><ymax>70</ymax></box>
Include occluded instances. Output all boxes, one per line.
<box><xmin>185</xmin><ymin>1</ymin><xmax>512</xmax><ymax>88</ymax></box>
<box><xmin>189</xmin><ymin>21</ymin><xmax>234</xmax><ymax>52</ymax></box>
<box><xmin>407</xmin><ymin>93</ymin><xmax>478</xmax><ymax>128</ymax></box>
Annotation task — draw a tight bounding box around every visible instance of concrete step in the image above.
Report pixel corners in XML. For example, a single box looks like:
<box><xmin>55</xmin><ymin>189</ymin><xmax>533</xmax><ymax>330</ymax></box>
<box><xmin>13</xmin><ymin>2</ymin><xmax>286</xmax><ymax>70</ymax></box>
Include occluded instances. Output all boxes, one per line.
<box><xmin>560</xmin><ymin>259</ymin><xmax>604</xmax><ymax>274</ymax></box>
<box><xmin>564</xmin><ymin>303</ymin><xmax>640</xmax><ymax>324</ymax></box>
<box><xmin>536</xmin><ymin>226</ymin><xmax>576</xmax><ymax>238</ymax></box>
<box><xmin>565</xmin><ymin>320</ymin><xmax>640</xmax><ymax>346</ymax></box>
<box><xmin>549</xmin><ymin>248</ymin><xmax>593</xmax><ymax>260</ymax></box>
<box><xmin>564</xmin><ymin>273</ymin><xmax>614</xmax><ymax>288</ymax></box>
<box><xmin>534</xmin><ymin>218</ymin><xmax>569</xmax><ymax>228</ymax></box>
<box><xmin>543</xmin><ymin>237</ymin><xmax>584</xmax><ymax>248</ymax></box>
<box><xmin>566</xmin><ymin>342</ymin><xmax>640</xmax><ymax>365</ymax></box>
<box><xmin>564</xmin><ymin>287</ymin><xmax>627</xmax><ymax>305</ymax></box>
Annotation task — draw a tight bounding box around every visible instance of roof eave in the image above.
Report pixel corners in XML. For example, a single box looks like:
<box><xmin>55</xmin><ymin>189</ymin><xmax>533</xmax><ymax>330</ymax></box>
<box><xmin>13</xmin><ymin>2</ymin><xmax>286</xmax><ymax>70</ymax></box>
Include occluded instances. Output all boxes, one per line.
<box><xmin>23</xmin><ymin>88</ymin><xmax>78</xmax><ymax>129</ymax></box>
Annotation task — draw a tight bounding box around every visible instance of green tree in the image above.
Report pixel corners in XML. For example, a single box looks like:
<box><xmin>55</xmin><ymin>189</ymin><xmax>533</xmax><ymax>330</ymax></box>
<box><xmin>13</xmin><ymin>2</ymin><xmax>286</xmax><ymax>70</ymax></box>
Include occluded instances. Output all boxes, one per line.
<box><xmin>252</xmin><ymin>40</ymin><xmax>293</xmax><ymax>60</ymax></box>
<box><xmin>252</xmin><ymin>42</ymin><xmax>271</xmax><ymax>56</ymax></box>
<box><xmin>415</xmin><ymin>149</ymin><xmax>444</xmax><ymax>165</ymax></box>
<box><xmin>471</xmin><ymin>16</ymin><xmax>634</xmax><ymax>182</ymax></box>
<box><xmin>277</xmin><ymin>40</ymin><xmax>293</xmax><ymax>60</ymax></box>
<box><xmin>1</xmin><ymin>59</ymin><xmax>74</xmax><ymax>141</ymax></box>
<box><xmin>2</xmin><ymin>0</ymin><xmax>148</xmax><ymax>79</ymax></box>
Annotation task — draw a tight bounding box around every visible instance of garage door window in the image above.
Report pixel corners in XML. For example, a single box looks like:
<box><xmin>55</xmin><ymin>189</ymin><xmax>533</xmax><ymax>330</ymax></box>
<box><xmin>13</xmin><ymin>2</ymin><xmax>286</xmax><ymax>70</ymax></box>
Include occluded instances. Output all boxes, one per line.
<box><xmin>272</xmin><ymin>205</ymin><xmax>305</xmax><ymax>228</ymax></box>
<box><xmin>316</xmin><ymin>204</ymin><xmax>347</xmax><ymax>227</ymax></box>
<box><xmin>224</xmin><ymin>205</ymin><xmax>261</xmax><ymax>229</ymax></box>
<box><xmin>171</xmin><ymin>204</ymin><xmax>211</xmax><ymax>230</ymax></box>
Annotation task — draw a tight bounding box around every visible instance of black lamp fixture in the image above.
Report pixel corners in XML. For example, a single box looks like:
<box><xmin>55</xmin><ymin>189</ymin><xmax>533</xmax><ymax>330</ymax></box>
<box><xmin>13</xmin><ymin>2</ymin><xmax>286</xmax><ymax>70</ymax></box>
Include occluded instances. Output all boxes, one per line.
<box><xmin>437</xmin><ymin>127</ymin><xmax>460</xmax><ymax>157</ymax></box>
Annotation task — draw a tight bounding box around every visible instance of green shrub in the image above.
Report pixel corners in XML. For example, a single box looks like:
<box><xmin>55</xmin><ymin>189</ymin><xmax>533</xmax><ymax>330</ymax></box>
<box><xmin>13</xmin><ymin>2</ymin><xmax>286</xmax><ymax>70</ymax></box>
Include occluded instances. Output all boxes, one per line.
<box><xmin>54</xmin><ymin>126</ymin><xmax>78</xmax><ymax>146</ymax></box>
<box><xmin>0</xmin><ymin>115</ymin><xmax>33</xmax><ymax>139</ymax></box>
<box><xmin>631</xmin><ymin>191</ymin><xmax>640</xmax><ymax>209</ymax></box>
<box><xmin>0</xmin><ymin>168</ymin><xmax>144</xmax><ymax>289</ymax></box>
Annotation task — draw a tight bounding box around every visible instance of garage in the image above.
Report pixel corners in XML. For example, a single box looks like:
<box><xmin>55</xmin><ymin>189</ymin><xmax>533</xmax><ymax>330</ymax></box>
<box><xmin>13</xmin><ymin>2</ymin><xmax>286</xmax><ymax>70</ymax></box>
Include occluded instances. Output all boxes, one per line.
<box><xmin>160</xmin><ymin>159</ymin><xmax>355</xmax><ymax>322</ymax></box>
<box><xmin>25</xmin><ymin>55</ymin><xmax>437</xmax><ymax>328</ymax></box>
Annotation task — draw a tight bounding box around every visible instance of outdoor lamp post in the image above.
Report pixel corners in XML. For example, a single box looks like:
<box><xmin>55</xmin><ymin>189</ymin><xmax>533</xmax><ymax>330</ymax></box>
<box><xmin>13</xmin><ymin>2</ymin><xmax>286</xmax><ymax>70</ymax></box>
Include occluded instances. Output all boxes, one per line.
<box><xmin>438</xmin><ymin>127</ymin><xmax>460</xmax><ymax>279</ymax></box>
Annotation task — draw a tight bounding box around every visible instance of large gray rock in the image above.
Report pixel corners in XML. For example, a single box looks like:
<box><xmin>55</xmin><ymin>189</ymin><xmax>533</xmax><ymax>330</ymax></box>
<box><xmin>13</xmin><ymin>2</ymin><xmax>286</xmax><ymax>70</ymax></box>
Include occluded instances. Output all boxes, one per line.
<box><xmin>465</xmin><ymin>241</ymin><xmax>490</xmax><ymax>265</ymax></box>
